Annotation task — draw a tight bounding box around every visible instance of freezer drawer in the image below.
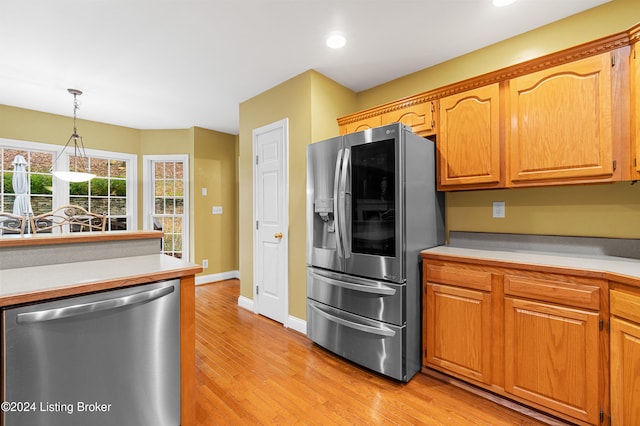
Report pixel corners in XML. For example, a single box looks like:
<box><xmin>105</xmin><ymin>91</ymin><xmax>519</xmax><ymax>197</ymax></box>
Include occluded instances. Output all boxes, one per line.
<box><xmin>307</xmin><ymin>299</ymin><xmax>407</xmax><ymax>381</ymax></box>
<box><xmin>307</xmin><ymin>267</ymin><xmax>405</xmax><ymax>325</ymax></box>
<box><xmin>2</xmin><ymin>280</ymin><xmax>180</xmax><ymax>426</ymax></box>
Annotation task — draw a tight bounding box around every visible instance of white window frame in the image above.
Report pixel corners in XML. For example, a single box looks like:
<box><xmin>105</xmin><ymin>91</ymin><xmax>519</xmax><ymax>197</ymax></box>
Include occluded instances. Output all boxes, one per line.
<box><xmin>142</xmin><ymin>154</ymin><xmax>190</xmax><ymax>261</ymax></box>
<box><xmin>0</xmin><ymin>137</ymin><xmax>138</xmax><ymax>230</ymax></box>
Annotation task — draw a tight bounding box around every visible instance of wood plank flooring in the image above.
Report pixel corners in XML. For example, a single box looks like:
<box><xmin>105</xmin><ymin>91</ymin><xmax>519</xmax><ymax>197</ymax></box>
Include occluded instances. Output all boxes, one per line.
<box><xmin>195</xmin><ymin>280</ymin><xmax>548</xmax><ymax>425</ymax></box>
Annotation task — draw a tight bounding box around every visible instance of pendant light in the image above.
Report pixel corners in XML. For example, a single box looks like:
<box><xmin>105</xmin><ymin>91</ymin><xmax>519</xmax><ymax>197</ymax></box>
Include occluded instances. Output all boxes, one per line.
<box><xmin>50</xmin><ymin>88</ymin><xmax>96</xmax><ymax>182</ymax></box>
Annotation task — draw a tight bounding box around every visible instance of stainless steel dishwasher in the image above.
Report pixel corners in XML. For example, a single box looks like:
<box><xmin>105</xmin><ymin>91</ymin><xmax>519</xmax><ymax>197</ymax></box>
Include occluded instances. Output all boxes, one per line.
<box><xmin>2</xmin><ymin>279</ymin><xmax>180</xmax><ymax>426</ymax></box>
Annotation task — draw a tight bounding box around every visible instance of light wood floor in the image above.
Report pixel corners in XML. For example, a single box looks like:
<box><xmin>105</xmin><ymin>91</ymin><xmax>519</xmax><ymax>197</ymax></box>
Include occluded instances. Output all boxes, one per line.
<box><xmin>195</xmin><ymin>280</ymin><xmax>549</xmax><ymax>425</ymax></box>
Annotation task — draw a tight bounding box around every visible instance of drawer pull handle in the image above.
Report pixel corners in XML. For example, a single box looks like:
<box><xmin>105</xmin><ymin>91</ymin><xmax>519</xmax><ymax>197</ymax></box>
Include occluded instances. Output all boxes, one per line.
<box><xmin>310</xmin><ymin>271</ymin><xmax>396</xmax><ymax>296</ymax></box>
<box><xmin>309</xmin><ymin>301</ymin><xmax>396</xmax><ymax>337</ymax></box>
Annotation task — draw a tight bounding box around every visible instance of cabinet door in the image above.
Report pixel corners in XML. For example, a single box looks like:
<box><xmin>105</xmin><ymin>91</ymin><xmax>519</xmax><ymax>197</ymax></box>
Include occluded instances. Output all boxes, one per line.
<box><xmin>426</xmin><ymin>283</ymin><xmax>492</xmax><ymax>384</ymax></box>
<box><xmin>504</xmin><ymin>297</ymin><xmax>600</xmax><ymax>424</ymax></box>
<box><xmin>438</xmin><ymin>83</ymin><xmax>502</xmax><ymax>189</ymax></box>
<box><xmin>509</xmin><ymin>52</ymin><xmax>614</xmax><ymax>185</ymax></box>
<box><xmin>632</xmin><ymin>42</ymin><xmax>640</xmax><ymax>180</ymax></box>
<box><xmin>381</xmin><ymin>101</ymin><xmax>436</xmax><ymax>136</ymax></box>
<box><xmin>610</xmin><ymin>317</ymin><xmax>640</xmax><ymax>425</ymax></box>
<box><xmin>339</xmin><ymin>116</ymin><xmax>382</xmax><ymax>135</ymax></box>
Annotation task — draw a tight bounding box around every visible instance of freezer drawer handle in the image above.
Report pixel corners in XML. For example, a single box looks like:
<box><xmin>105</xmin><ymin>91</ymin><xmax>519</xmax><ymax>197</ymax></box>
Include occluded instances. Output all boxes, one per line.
<box><xmin>15</xmin><ymin>285</ymin><xmax>175</xmax><ymax>324</ymax></box>
<box><xmin>310</xmin><ymin>271</ymin><xmax>396</xmax><ymax>296</ymax></box>
<box><xmin>309</xmin><ymin>302</ymin><xmax>396</xmax><ymax>337</ymax></box>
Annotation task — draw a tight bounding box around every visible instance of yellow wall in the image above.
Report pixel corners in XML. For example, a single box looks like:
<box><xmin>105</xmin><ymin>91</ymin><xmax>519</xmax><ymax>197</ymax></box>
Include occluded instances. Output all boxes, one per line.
<box><xmin>0</xmin><ymin>105</ymin><xmax>140</xmax><ymax>153</ymax></box>
<box><xmin>357</xmin><ymin>0</ymin><xmax>640</xmax><ymax>111</ymax></box>
<box><xmin>238</xmin><ymin>0</ymin><xmax>640</xmax><ymax>322</ymax></box>
<box><xmin>238</xmin><ymin>70</ymin><xmax>355</xmax><ymax>319</ymax></box>
<box><xmin>446</xmin><ymin>183</ymin><xmax>640</xmax><ymax>239</ymax></box>
<box><xmin>1</xmin><ymin>105</ymin><xmax>239</xmax><ymax>275</ymax></box>
<box><xmin>356</xmin><ymin>0</ymin><xmax>640</xmax><ymax>241</ymax></box>
<box><xmin>193</xmin><ymin>127</ymin><xmax>238</xmax><ymax>274</ymax></box>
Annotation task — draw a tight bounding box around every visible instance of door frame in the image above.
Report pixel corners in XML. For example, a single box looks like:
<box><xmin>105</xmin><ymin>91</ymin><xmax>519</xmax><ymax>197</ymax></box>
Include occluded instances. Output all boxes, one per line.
<box><xmin>252</xmin><ymin>118</ymin><xmax>289</xmax><ymax>324</ymax></box>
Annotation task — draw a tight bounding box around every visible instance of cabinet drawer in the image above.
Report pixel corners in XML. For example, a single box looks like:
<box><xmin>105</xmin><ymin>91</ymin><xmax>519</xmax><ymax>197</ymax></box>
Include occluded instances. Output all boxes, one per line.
<box><xmin>504</xmin><ymin>275</ymin><xmax>600</xmax><ymax>310</ymax></box>
<box><xmin>307</xmin><ymin>299</ymin><xmax>405</xmax><ymax>381</ymax></box>
<box><xmin>611</xmin><ymin>290</ymin><xmax>640</xmax><ymax>324</ymax></box>
<box><xmin>426</xmin><ymin>265</ymin><xmax>492</xmax><ymax>291</ymax></box>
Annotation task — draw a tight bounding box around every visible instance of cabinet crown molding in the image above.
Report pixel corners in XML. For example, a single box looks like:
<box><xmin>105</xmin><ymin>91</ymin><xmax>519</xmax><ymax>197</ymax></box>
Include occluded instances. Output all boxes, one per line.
<box><xmin>339</xmin><ymin>23</ymin><xmax>637</xmax><ymax>126</ymax></box>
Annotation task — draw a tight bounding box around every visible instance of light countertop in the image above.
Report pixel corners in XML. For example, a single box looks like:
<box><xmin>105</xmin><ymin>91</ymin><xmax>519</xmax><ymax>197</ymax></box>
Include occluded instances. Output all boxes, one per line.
<box><xmin>421</xmin><ymin>245</ymin><xmax>640</xmax><ymax>284</ymax></box>
<box><xmin>0</xmin><ymin>254</ymin><xmax>202</xmax><ymax>307</ymax></box>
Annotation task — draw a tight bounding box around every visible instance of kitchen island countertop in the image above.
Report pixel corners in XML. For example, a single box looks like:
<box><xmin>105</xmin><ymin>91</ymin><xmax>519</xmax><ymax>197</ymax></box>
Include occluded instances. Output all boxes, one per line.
<box><xmin>0</xmin><ymin>254</ymin><xmax>201</xmax><ymax>307</ymax></box>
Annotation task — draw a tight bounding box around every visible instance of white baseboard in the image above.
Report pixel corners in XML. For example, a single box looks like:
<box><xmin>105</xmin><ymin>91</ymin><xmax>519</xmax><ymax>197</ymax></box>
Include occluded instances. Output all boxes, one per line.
<box><xmin>236</xmin><ymin>296</ymin><xmax>307</xmax><ymax>336</ymax></box>
<box><xmin>196</xmin><ymin>270</ymin><xmax>240</xmax><ymax>285</ymax></box>
<box><xmin>237</xmin><ymin>295</ymin><xmax>254</xmax><ymax>312</ymax></box>
<box><xmin>286</xmin><ymin>315</ymin><xmax>307</xmax><ymax>335</ymax></box>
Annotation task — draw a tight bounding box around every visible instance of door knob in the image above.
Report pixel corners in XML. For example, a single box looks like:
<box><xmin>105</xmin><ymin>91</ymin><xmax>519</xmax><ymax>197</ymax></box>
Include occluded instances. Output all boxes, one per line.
<box><xmin>274</xmin><ymin>232</ymin><xmax>283</xmax><ymax>239</ymax></box>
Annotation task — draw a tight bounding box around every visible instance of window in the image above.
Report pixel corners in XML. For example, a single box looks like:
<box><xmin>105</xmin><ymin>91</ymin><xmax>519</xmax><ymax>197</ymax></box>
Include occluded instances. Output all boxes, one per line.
<box><xmin>0</xmin><ymin>138</ymin><xmax>137</xmax><ymax>232</ymax></box>
<box><xmin>68</xmin><ymin>155</ymin><xmax>130</xmax><ymax>231</ymax></box>
<box><xmin>1</xmin><ymin>146</ymin><xmax>54</xmax><ymax>216</ymax></box>
<box><xmin>143</xmin><ymin>155</ymin><xmax>189</xmax><ymax>260</ymax></box>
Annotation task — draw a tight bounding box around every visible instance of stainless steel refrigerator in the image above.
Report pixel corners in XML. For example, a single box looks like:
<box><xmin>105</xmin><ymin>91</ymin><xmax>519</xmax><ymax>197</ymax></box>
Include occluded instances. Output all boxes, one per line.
<box><xmin>306</xmin><ymin>122</ymin><xmax>444</xmax><ymax>382</ymax></box>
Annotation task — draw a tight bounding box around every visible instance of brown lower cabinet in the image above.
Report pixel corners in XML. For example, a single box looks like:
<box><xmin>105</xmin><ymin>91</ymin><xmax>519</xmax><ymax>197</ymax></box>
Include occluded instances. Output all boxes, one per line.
<box><xmin>610</xmin><ymin>290</ymin><xmax>640</xmax><ymax>425</ymax></box>
<box><xmin>422</xmin><ymin>257</ymin><xmax>609</xmax><ymax>426</ymax></box>
<box><xmin>504</xmin><ymin>297</ymin><xmax>600</xmax><ymax>424</ymax></box>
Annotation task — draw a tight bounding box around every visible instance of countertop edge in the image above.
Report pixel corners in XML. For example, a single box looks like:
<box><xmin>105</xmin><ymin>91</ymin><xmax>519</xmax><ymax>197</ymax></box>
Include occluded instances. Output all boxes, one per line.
<box><xmin>0</xmin><ymin>255</ymin><xmax>202</xmax><ymax>307</ymax></box>
<box><xmin>421</xmin><ymin>246</ymin><xmax>640</xmax><ymax>286</ymax></box>
<box><xmin>0</xmin><ymin>231</ymin><xmax>163</xmax><ymax>249</ymax></box>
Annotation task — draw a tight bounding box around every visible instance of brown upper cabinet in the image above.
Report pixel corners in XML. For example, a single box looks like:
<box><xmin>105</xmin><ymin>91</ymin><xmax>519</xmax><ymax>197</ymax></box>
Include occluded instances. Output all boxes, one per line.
<box><xmin>437</xmin><ymin>83</ymin><xmax>503</xmax><ymax>190</ymax></box>
<box><xmin>338</xmin><ymin>24</ymin><xmax>637</xmax><ymax>191</ymax></box>
<box><xmin>508</xmin><ymin>52</ymin><xmax>617</xmax><ymax>186</ymax></box>
<box><xmin>631</xmin><ymin>25</ymin><xmax>640</xmax><ymax>180</ymax></box>
<box><xmin>338</xmin><ymin>99</ymin><xmax>437</xmax><ymax>136</ymax></box>
<box><xmin>380</xmin><ymin>101</ymin><xmax>437</xmax><ymax>136</ymax></box>
<box><xmin>339</xmin><ymin>115</ymin><xmax>381</xmax><ymax>135</ymax></box>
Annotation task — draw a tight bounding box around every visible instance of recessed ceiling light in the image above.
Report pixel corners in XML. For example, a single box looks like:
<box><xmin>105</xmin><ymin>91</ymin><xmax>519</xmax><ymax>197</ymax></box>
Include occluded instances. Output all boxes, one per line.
<box><xmin>493</xmin><ymin>0</ymin><xmax>517</xmax><ymax>6</ymax></box>
<box><xmin>326</xmin><ymin>32</ymin><xmax>347</xmax><ymax>49</ymax></box>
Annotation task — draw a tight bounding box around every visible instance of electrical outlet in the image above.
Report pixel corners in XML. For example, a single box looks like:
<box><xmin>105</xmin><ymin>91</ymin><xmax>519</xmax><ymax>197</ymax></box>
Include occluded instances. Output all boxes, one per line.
<box><xmin>493</xmin><ymin>201</ymin><xmax>505</xmax><ymax>218</ymax></box>
<box><xmin>202</xmin><ymin>259</ymin><xmax>208</xmax><ymax>268</ymax></box>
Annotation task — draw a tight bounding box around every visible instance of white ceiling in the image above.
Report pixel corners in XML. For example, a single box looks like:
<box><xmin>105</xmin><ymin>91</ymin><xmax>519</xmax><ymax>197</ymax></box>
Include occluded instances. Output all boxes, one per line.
<box><xmin>0</xmin><ymin>0</ymin><xmax>609</xmax><ymax>135</ymax></box>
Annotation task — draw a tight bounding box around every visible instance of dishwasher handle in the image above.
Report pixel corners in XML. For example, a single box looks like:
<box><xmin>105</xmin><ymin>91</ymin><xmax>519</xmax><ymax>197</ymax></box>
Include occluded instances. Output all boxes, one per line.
<box><xmin>16</xmin><ymin>285</ymin><xmax>175</xmax><ymax>324</ymax></box>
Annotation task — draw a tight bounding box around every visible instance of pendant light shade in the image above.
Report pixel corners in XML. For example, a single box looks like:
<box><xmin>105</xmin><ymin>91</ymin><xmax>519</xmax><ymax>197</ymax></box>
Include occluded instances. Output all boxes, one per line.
<box><xmin>50</xmin><ymin>89</ymin><xmax>96</xmax><ymax>183</ymax></box>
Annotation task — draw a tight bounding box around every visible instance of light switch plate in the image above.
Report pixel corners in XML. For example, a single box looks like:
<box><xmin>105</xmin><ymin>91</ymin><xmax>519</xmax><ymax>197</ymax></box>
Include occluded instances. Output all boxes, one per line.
<box><xmin>212</xmin><ymin>206</ymin><xmax>223</xmax><ymax>215</ymax></box>
<box><xmin>201</xmin><ymin>187</ymin><xmax>207</xmax><ymax>196</ymax></box>
<box><xmin>493</xmin><ymin>201</ymin><xmax>505</xmax><ymax>218</ymax></box>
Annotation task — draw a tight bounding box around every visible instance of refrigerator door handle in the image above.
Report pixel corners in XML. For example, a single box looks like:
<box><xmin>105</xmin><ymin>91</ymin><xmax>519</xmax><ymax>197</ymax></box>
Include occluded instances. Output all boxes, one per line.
<box><xmin>333</xmin><ymin>148</ymin><xmax>344</xmax><ymax>259</ymax></box>
<box><xmin>339</xmin><ymin>147</ymin><xmax>351</xmax><ymax>258</ymax></box>
<box><xmin>310</xmin><ymin>270</ymin><xmax>396</xmax><ymax>296</ymax></box>
<box><xmin>309</xmin><ymin>301</ymin><xmax>396</xmax><ymax>337</ymax></box>
<box><xmin>16</xmin><ymin>285</ymin><xmax>175</xmax><ymax>324</ymax></box>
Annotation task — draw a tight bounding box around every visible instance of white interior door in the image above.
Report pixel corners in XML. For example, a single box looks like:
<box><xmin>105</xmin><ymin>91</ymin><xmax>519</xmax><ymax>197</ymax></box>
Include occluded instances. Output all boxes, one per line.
<box><xmin>253</xmin><ymin>119</ymin><xmax>288</xmax><ymax>324</ymax></box>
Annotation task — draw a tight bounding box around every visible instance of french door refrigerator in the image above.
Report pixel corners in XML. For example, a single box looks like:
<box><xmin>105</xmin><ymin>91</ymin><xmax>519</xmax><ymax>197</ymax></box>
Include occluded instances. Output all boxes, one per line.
<box><xmin>306</xmin><ymin>122</ymin><xmax>444</xmax><ymax>382</ymax></box>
